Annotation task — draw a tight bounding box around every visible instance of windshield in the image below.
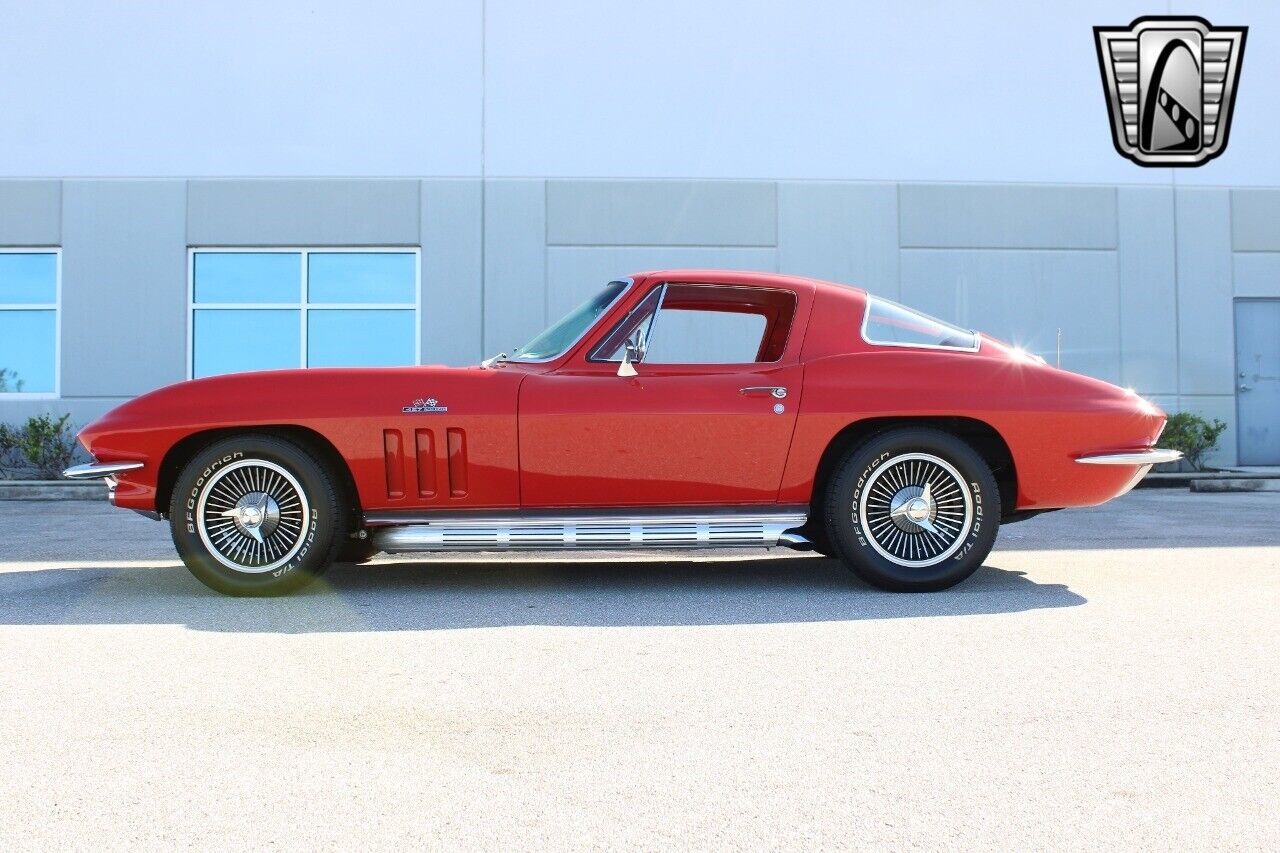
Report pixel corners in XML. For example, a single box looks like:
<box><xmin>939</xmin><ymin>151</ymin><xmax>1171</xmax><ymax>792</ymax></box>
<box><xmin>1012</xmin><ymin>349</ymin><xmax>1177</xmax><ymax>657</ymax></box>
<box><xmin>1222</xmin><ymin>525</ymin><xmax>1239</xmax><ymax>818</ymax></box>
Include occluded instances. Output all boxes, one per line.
<box><xmin>511</xmin><ymin>280</ymin><xmax>630</xmax><ymax>361</ymax></box>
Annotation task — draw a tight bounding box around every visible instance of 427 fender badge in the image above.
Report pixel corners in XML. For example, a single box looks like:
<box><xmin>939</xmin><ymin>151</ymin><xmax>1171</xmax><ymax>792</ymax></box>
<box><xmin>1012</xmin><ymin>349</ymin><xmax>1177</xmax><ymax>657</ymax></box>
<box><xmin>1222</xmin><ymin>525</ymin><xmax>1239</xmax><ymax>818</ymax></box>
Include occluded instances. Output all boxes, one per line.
<box><xmin>402</xmin><ymin>397</ymin><xmax>448</xmax><ymax>413</ymax></box>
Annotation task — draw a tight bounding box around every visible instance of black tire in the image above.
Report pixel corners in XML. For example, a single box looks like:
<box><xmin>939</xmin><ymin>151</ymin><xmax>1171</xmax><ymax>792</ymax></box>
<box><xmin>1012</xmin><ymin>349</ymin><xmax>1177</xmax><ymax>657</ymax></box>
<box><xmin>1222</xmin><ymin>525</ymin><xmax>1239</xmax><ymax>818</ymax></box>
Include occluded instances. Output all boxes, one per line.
<box><xmin>168</xmin><ymin>434</ymin><xmax>344</xmax><ymax>596</ymax></box>
<box><xmin>803</xmin><ymin>524</ymin><xmax>839</xmax><ymax>559</ymax></box>
<box><xmin>823</xmin><ymin>428</ymin><xmax>1000</xmax><ymax>592</ymax></box>
<box><xmin>336</xmin><ymin>537</ymin><xmax>379</xmax><ymax>565</ymax></box>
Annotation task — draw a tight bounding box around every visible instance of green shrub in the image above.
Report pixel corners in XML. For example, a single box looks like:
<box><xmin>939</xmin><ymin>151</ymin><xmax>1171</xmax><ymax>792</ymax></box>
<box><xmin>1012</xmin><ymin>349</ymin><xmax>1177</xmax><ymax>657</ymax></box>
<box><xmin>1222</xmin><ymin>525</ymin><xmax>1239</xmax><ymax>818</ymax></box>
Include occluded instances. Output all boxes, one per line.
<box><xmin>1158</xmin><ymin>412</ymin><xmax>1227</xmax><ymax>471</ymax></box>
<box><xmin>0</xmin><ymin>367</ymin><xmax>24</xmax><ymax>393</ymax></box>
<box><xmin>0</xmin><ymin>414</ymin><xmax>79</xmax><ymax>479</ymax></box>
<box><xmin>0</xmin><ymin>423</ymin><xmax>19</xmax><ymax>479</ymax></box>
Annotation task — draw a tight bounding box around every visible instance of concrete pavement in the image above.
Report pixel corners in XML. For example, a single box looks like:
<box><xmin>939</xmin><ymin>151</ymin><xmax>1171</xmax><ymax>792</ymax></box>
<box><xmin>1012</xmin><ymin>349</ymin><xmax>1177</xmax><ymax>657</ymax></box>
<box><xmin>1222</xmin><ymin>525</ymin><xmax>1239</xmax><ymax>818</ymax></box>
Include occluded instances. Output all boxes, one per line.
<box><xmin>0</xmin><ymin>491</ymin><xmax>1277</xmax><ymax>850</ymax></box>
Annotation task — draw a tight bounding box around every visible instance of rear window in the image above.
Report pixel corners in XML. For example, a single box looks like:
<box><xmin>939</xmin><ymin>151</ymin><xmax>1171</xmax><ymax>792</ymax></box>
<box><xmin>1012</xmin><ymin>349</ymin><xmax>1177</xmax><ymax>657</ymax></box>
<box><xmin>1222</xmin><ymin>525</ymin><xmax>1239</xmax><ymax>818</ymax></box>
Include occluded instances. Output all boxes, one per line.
<box><xmin>861</xmin><ymin>297</ymin><xmax>978</xmax><ymax>351</ymax></box>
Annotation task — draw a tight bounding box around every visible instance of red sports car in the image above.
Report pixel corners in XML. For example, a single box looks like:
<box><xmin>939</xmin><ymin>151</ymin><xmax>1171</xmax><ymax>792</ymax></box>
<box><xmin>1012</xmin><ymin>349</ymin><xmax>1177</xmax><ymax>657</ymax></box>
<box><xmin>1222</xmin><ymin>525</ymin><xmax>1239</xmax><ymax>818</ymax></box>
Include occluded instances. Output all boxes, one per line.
<box><xmin>65</xmin><ymin>270</ymin><xmax>1179</xmax><ymax>595</ymax></box>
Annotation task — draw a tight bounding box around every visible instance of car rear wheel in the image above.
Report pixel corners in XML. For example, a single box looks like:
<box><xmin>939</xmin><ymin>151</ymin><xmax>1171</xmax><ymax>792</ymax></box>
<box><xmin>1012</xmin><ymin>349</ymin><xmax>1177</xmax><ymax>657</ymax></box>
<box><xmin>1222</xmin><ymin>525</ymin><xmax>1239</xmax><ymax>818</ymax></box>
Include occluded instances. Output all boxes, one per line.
<box><xmin>169</xmin><ymin>434</ymin><xmax>343</xmax><ymax>596</ymax></box>
<box><xmin>823</xmin><ymin>428</ymin><xmax>1000</xmax><ymax>591</ymax></box>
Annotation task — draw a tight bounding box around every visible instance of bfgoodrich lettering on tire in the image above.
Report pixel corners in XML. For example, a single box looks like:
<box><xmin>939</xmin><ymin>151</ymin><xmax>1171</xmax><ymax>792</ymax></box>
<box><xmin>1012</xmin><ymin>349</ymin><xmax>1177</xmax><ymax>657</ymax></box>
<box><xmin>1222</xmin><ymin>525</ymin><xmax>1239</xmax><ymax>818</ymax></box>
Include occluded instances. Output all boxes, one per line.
<box><xmin>823</xmin><ymin>427</ymin><xmax>1001</xmax><ymax>592</ymax></box>
<box><xmin>169</xmin><ymin>434</ymin><xmax>344</xmax><ymax>596</ymax></box>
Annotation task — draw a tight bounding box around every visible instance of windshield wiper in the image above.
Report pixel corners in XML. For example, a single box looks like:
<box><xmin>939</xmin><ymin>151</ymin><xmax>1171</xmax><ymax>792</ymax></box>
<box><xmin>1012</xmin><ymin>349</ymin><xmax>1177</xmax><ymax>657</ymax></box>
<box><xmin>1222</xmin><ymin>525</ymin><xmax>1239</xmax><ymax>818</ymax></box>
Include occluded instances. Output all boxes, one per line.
<box><xmin>480</xmin><ymin>351</ymin><xmax>509</xmax><ymax>369</ymax></box>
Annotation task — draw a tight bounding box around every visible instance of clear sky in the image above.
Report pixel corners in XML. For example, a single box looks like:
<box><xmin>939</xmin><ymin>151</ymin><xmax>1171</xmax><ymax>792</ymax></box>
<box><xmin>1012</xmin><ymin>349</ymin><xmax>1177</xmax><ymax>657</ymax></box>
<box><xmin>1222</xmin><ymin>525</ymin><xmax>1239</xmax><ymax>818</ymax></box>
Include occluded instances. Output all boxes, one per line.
<box><xmin>0</xmin><ymin>1</ymin><xmax>1274</xmax><ymax>185</ymax></box>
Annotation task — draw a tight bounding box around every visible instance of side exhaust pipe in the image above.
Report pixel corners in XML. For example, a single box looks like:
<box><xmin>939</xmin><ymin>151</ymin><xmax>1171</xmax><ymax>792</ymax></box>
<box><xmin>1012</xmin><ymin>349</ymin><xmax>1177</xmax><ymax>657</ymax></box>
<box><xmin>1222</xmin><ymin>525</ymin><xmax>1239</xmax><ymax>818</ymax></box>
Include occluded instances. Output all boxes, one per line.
<box><xmin>776</xmin><ymin>531</ymin><xmax>814</xmax><ymax>551</ymax></box>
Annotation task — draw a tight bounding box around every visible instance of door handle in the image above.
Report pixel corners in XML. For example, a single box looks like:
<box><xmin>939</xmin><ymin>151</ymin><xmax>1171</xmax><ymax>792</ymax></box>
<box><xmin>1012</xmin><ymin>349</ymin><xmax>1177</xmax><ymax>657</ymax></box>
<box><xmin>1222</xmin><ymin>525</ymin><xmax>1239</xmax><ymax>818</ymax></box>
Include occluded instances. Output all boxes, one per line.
<box><xmin>740</xmin><ymin>386</ymin><xmax>787</xmax><ymax>399</ymax></box>
<box><xmin>1240</xmin><ymin>384</ymin><xmax>1252</xmax><ymax>392</ymax></box>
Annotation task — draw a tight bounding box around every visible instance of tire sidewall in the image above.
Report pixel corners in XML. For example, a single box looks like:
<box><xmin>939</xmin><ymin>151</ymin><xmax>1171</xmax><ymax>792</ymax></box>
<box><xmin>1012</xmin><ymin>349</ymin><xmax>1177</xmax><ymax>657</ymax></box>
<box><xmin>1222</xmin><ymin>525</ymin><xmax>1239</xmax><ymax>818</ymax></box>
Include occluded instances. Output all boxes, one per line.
<box><xmin>169</xmin><ymin>436</ymin><xmax>340</xmax><ymax>595</ymax></box>
<box><xmin>828</xmin><ymin>429</ymin><xmax>1000</xmax><ymax>591</ymax></box>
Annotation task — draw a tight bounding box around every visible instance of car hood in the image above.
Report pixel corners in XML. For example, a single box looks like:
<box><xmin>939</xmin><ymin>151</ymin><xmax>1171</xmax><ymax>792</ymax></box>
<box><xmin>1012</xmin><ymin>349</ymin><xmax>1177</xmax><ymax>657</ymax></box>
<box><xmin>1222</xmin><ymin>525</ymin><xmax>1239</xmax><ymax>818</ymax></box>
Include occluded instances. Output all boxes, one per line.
<box><xmin>79</xmin><ymin>364</ymin><xmax>509</xmax><ymax>446</ymax></box>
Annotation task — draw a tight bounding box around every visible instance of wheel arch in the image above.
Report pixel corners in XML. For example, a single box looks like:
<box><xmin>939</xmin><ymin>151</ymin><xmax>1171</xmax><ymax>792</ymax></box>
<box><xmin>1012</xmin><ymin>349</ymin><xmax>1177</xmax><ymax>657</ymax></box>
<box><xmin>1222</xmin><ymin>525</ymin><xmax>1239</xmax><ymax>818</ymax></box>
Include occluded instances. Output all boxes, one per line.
<box><xmin>155</xmin><ymin>425</ymin><xmax>361</xmax><ymax>528</ymax></box>
<box><xmin>807</xmin><ymin>416</ymin><xmax>1018</xmax><ymax>522</ymax></box>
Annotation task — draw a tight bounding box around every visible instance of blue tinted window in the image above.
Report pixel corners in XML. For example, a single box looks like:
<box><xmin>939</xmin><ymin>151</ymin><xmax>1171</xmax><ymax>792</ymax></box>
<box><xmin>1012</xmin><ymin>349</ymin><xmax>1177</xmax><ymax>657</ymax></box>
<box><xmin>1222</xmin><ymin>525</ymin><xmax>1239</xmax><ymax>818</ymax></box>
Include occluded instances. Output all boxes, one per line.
<box><xmin>307</xmin><ymin>253</ymin><xmax>416</xmax><ymax>304</ymax></box>
<box><xmin>0</xmin><ymin>310</ymin><xmax>56</xmax><ymax>393</ymax></box>
<box><xmin>0</xmin><ymin>253</ymin><xmax>57</xmax><ymax>304</ymax></box>
<box><xmin>193</xmin><ymin>253</ymin><xmax>300</xmax><ymax>304</ymax></box>
<box><xmin>307</xmin><ymin>310</ymin><xmax>415</xmax><ymax>367</ymax></box>
<box><xmin>193</xmin><ymin>310</ymin><xmax>300</xmax><ymax>378</ymax></box>
<box><xmin>190</xmin><ymin>251</ymin><xmax>418</xmax><ymax>378</ymax></box>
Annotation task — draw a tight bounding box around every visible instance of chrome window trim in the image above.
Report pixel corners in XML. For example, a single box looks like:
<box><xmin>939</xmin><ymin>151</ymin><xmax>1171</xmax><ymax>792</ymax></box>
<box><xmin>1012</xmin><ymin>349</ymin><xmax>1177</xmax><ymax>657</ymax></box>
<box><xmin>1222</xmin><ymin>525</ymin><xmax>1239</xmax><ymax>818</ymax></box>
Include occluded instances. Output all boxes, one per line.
<box><xmin>860</xmin><ymin>295</ymin><xmax>981</xmax><ymax>353</ymax></box>
<box><xmin>509</xmin><ymin>278</ymin><xmax>634</xmax><ymax>364</ymax></box>
<box><xmin>638</xmin><ymin>282</ymin><xmax>668</xmax><ymax>361</ymax></box>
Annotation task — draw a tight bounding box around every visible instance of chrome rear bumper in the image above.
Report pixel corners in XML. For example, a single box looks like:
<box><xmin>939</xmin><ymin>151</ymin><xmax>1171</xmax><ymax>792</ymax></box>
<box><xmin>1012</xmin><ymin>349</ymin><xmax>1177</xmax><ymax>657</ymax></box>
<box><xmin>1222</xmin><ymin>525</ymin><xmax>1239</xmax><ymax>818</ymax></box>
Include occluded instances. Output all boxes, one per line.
<box><xmin>1075</xmin><ymin>448</ymin><xmax>1181</xmax><ymax>500</ymax></box>
<box><xmin>63</xmin><ymin>461</ymin><xmax>144</xmax><ymax>480</ymax></box>
<box><xmin>1075</xmin><ymin>449</ymin><xmax>1182</xmax><ymax>465</ymax></box>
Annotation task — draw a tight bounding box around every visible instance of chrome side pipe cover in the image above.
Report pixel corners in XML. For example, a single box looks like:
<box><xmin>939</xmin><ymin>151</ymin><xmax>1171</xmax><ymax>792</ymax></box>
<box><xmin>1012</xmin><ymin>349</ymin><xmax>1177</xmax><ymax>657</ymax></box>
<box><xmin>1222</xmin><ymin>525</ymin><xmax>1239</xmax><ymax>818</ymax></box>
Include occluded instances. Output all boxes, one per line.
<box><xmin>369</xmin><ymin>510</ymin><xmax>810</xmax><ymax>553</ymax></box>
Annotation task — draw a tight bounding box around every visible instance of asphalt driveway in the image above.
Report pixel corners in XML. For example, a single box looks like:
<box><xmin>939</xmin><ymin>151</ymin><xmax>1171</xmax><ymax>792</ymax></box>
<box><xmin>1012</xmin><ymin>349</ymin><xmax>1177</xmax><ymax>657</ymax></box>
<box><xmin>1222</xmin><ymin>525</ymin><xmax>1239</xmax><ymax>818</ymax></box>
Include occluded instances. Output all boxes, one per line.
<box><xmin>0</xmin><ymin>490</ymin><xmax>1277</xmax><ymax>850</ymax></box>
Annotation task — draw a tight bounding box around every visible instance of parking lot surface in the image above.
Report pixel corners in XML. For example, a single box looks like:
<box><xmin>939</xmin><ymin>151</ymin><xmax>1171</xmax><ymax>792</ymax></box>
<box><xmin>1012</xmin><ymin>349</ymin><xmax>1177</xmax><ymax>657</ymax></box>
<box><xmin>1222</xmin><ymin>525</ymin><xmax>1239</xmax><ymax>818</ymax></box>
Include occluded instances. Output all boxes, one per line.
<box><xmin>1</xmin><ymin>490</ymin><xmax>1277</xmax><ymax>851</ymax></box>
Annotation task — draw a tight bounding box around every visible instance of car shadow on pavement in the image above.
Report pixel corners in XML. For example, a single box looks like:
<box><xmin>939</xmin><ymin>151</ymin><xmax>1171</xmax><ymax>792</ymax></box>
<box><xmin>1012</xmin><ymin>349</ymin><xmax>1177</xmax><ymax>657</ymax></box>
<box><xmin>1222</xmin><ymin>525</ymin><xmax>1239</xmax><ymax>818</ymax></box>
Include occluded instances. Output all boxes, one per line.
<box><xmin>0</xmin><ymin>555</ymin><xmax>1085</xmax><ymax>633</ymax></box>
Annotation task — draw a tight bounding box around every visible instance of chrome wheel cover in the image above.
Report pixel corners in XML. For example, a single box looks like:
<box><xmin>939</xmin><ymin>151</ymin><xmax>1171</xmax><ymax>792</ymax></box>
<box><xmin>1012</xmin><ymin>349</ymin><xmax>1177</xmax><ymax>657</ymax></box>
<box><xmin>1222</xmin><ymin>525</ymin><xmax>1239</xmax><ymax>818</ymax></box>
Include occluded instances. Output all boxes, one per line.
<box><xmin>195</xmin><ymin>459</ymin><xmax>310</xmax><ymax>574</ymax></box>
<box><xmin>857</xmin><ymin>452</ymin><xmax>974</xmax><ymax>568</ymax></box>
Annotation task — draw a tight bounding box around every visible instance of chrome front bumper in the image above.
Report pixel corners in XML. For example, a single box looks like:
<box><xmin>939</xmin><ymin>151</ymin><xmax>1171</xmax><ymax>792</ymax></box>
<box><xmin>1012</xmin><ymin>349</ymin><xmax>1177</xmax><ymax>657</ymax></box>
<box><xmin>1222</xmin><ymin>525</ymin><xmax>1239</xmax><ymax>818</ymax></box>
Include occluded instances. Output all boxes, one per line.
<box><xmin>1075</xmin><ymin>449</ymin><xmax>1183</xmax><ymax>465</ymax></box>
<box><xmin>63</xmin><ymin>461</ymin><xmax>145</xmax><ymax>479</ymax></box>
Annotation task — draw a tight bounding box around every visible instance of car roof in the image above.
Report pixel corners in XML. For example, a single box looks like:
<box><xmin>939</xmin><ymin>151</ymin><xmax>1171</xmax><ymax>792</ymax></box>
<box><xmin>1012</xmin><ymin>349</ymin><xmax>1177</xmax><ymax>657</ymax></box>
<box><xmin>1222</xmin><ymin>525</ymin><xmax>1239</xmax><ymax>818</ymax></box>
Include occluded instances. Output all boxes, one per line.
<box><xmin>628</xmin><ymin>269</ymin><xmax>866</xmax><ymax>297</ymax></box>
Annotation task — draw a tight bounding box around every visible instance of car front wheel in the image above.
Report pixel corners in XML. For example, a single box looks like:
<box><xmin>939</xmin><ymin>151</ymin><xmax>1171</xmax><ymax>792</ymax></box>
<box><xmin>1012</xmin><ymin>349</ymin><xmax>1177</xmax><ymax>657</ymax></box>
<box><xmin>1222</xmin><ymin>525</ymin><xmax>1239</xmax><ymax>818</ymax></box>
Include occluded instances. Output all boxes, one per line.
<box><xmin>169</xmin><ymin>434</ymin><xmax>343</xmax><ymax>596</ymax></box>
<box><xmin>823</xmin><ymin>427</ymin><xmax>1001</xmax><ymax>592</ymax></box>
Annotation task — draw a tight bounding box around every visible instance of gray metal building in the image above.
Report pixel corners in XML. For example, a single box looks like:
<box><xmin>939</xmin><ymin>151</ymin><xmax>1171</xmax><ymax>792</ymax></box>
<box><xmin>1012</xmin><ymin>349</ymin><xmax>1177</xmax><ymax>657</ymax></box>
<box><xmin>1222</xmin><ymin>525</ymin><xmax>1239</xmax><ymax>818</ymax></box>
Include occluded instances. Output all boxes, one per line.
<box><xmin>1</xmin><ymin>2</ymin><xmax>1277</xmax><ymax>466</ymax></box>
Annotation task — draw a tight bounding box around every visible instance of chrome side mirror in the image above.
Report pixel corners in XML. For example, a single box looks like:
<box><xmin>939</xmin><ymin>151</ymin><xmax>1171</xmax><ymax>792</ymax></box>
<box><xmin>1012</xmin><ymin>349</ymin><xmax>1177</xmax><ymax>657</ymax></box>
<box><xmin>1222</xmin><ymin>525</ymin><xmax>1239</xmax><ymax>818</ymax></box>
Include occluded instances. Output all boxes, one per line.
<box><xmin>617</xmin><ymin>333</ymin><xmax>641</xmax><ymax>377</ymax></box>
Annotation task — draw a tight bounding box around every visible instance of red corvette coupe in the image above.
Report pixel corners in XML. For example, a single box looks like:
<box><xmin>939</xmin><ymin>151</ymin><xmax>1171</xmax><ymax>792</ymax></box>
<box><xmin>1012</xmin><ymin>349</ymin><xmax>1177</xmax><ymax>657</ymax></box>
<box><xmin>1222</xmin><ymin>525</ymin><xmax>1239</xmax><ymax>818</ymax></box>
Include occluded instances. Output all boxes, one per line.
<box><xmin>65</xmin><ymin>270</ymin><xmax>1179</xmax><ymax>596</ymax></box>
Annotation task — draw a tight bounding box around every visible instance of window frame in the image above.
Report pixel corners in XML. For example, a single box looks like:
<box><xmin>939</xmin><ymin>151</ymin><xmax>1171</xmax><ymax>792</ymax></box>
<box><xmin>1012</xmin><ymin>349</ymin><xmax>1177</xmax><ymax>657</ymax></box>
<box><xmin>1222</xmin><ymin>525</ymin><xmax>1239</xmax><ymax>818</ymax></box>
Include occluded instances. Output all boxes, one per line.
<box><xmin>0</xmin><ymin>247</ymin><xmax>61</xmax><ymax>399</ymax></box>
<box><xmin>186</xmin><ymin>246</ymin><xmax>422</xmax><ymax>379</ymax></box>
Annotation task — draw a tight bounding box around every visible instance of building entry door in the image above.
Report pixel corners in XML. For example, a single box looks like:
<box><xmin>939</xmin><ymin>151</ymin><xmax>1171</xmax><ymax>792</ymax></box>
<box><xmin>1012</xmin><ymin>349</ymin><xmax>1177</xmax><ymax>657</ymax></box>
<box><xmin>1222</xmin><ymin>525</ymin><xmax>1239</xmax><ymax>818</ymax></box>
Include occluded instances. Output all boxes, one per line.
<box><xmin>1235</xmin><ymin>299</ymin><xmax>1280</xmax><ymax>465</ymax></box>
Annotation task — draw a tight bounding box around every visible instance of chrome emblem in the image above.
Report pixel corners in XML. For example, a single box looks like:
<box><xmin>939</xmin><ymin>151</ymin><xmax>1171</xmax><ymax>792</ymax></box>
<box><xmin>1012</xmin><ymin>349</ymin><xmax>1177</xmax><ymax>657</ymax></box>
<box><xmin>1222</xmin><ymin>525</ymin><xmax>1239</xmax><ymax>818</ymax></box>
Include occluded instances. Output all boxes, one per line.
<box><xmin>1094</xmin><ymin>16</ymin><xmax>1247</xmax><ymax>166</ymax></box>
<box><xmin>402</xmin><ymin>397</ymin><xmax>448</xmax><ymax>413</ymax></box>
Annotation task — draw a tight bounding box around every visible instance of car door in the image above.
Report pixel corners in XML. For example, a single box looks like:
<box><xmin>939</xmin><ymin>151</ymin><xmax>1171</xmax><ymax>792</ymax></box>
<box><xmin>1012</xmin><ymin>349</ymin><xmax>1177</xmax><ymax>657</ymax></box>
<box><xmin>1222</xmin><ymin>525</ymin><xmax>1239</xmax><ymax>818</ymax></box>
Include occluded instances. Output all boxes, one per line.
<box><xmin>518</xmin><ymin>283</ymin><xmax>807</xmax><ymax>508</ymax></box>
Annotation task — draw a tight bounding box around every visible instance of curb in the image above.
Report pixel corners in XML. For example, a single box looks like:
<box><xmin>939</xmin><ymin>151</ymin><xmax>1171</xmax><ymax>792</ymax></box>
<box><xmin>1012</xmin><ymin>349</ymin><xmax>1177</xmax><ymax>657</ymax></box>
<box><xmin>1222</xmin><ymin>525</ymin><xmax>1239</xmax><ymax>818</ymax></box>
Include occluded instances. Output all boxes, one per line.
<box><xmin>0</xmin><ymin>480</ymin><xmax>107</xmax><ymax>501</ymax></box>
<box><xmin>1190</xmin><ymin>478</ymin><xmax>1280</xmax><ymax>494</ymax></box>
<box><xmin>1138</xmin><ymin>471</ymin><xmax>1279</xmax><ymax>489</ymax></box>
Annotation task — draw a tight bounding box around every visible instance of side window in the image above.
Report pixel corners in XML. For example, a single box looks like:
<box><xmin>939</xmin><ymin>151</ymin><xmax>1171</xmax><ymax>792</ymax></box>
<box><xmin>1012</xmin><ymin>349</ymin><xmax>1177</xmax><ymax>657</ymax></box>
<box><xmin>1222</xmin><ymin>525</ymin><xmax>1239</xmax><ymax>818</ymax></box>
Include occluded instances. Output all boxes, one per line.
<box><xmin>862</xmin><ymin>296</ymin><xmax>978</xmax><ymax>351</ymax></box>
<box><xmin>644</xmin><ymin>310</ymin><xmax>767</xmax><ymax>364</ymax></box>
<box><xmin>589</xmin><ymin>283</ymin><xmax>797</xmax><ymax>365</ymax></box>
